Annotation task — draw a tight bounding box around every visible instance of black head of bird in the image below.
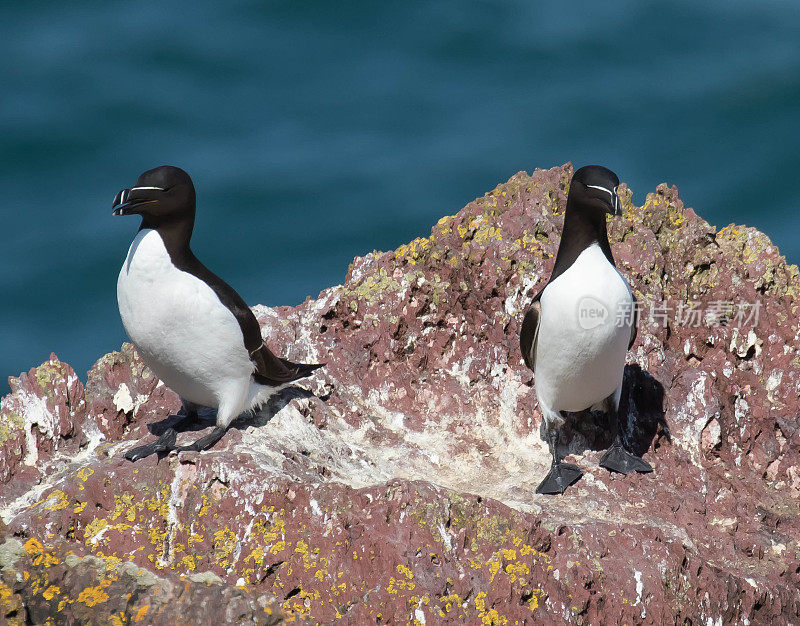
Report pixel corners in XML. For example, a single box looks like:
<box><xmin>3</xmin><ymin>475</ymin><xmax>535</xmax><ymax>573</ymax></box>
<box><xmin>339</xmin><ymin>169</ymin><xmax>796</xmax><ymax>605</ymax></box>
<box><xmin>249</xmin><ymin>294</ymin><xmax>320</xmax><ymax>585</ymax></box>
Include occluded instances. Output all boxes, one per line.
<box><xmin>112</xmin><ymin>165</ymin><xmax>196</xmax><ymax>225</ymax></box>
<box><xmin>568</xmin><ymin>165</ymin><xmax>622</xmax><ymax>217</ymax></box>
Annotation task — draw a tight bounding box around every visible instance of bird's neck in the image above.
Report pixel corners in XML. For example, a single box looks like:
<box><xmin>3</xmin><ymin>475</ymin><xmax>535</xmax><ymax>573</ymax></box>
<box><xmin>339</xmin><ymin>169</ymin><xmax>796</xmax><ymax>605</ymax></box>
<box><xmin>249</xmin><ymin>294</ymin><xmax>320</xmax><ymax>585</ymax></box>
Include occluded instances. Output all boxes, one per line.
<box><xmin>139</xmin><ymin>214</ymin><xmax>195</xmax><ymax>262</ymax></box>
<box><xmin>550</xmin><ymin>203</ymin><xmax>615</xmax><ymax>282</ymax></box>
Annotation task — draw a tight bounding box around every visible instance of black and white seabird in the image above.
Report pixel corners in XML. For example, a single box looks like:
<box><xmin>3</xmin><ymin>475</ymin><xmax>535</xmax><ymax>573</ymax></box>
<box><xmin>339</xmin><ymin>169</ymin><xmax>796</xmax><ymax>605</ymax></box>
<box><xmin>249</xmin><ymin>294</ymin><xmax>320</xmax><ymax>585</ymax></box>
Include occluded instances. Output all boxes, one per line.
<box><xmin>520</xmin><ymin>165</ymin><xmax>652</xmax><ymax>495</ymax></box>
<box><xmin>113</xmin><ymin>165</ymin><xmax>323</xmax><ymax>461</ymax></box>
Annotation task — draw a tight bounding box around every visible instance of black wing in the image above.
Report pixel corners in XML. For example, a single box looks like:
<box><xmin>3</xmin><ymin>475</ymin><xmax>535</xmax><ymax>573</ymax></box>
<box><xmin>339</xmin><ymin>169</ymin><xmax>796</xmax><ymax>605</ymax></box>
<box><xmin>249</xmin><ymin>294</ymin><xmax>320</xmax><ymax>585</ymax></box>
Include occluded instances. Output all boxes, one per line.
<box><xmin>180</xmin><ymin>253</ymin><xmax>323</xmax><ymax>385</ymax></box>
<box><xmin>251</xmin><ymin>344</ymin><xmax>324</xmax><ymax>386</ymax></box>
<box><xmin>519</xmin><ymin>292</ymin><xmax>543</xmax><ymax>372</ymax></box>
<box><xmin>629</xmin><ymin>291</ymin><xmax>638</xmax><ymax>350</ymax></box>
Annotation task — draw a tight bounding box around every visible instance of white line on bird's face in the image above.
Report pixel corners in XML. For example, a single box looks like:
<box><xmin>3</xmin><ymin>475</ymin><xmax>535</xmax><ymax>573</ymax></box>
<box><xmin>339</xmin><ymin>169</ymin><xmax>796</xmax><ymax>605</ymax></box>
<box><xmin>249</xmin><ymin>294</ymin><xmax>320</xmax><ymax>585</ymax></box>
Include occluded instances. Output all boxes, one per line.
<box><xmin>130</xmin><ymin>186</ymin><xmax>164</xmax><ymax>191</ymax></box>
<box><xmin>587</xmin><ymin>184</ymin><xmax>621</xmax><ymax>214</ymax></box>
<box><xmin>586</xmin><ymin>184</ymin><xmax>614</xmax><ymax>197</ymax></box>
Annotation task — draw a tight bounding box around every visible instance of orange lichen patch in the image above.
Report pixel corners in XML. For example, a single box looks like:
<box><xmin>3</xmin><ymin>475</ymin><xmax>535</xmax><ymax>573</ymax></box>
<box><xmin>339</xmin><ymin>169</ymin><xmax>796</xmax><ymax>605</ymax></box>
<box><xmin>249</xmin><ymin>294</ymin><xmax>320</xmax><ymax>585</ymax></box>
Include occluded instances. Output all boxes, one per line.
<box><xmin>408</xmin><ymin>594</ymin><xmax>431</xmax><ymax>611</ymax></box>
<box><xmin>386</xmin><ymin>566</ymin><xmax>415</xmax><ymax>595</ymax></box>
<box><xmin>110</xmin><ymin>492</ymin><xmax>143</xmax><ymax>522</ymax></box>
<box><xmin>0</xmin><ymin>580</ymin><xmax>16</xmax><ymax>606</ymax></box>
<box><xmin>504</xmin><ymin>559</ymin><xmax>530</xmax><ymax>583</ymax></box>
<box><xmin>488</xmin><ymin>557</ymin><xmax>502</xmax><ymax>583</ymax></box>
<box><xmin>247</xmin><ymin>513</ymin><xmax>287</xmax><ymax>564</ymax></box>
<box><xmin>640</xmin><ymin>188</ymin><xmax>685</xmax><ymax>228</ymax></box>
<box><xmin>395</xmin><ymin>237</ymin><xmax>432</xmax><ymax>265</ymax></box>
<box><xmin>474</xmin><ymin>591</ymin><xmax>508</xmax><ymax>625</ymax></box>
<box><xmin>23</xmin><ymin>538</ymin><xmax>60</xmax><ymax>567</ymax></box>
<box><xmin>436</xmin><ymin>214</ymin><xmax>456</xmax><ymax>234</ymax></box>
<box><xmin>244</xmin><ymin>545</ymin><xmax>265</xmax><ymax>567</ymax></box>
<box><xmin>76</xmin><ymin>467</ymin><xmax>95</xmax><ymax>482</ymax></box>
<box><xmin>100</xmin><ymin>554</ymin><xmax>122</xmax><ymax>572</ymax></box>
<box><xmin>187</xmin><ymin>532</ymin><xmax>204</xmax><ymax>548</ymax></box>
<box><xmin>24</xmin><ymin>538</ymin><xmax>44</xmax><ymax>555</ymax></box>
<box><xmin>281</xmin><ymin>587</ymin><xmax>321</xmax><ymax>617</ymax></box>
<box><xmin>212</xmin><ymin>527</ymin><xmax>238</xmax><ymax>567</ymax></box>
<box><xmin>83</xmin><ymin>519</ymin><xmax>110</xmax><ymax>546</ymax></box>
<box><xmin>396</xmin><ymin>563</ymin><xmax>414</xmax><ymax>580</ymax></box>
<box><xmin>198</xmin><ymin>493</ymin><xmax>212</xmax><ymax>517</ymax></box>
<box><xmin>146</xmin><ymin>525</ymin><xmax>167</xmax><ymax>562</ymax></box>
<box><xmin>108</xmin><ymin>614</ymin><xmax>127</xmax><ymax>626</ymax></box>
<box><xmin>134</xmin><ymin>605</ymin><xmax>150</xmax><ymax>622</ymax></box>
<box><xmin>30</xmin><ymin>489</ymin><xmax>70</xmax><ymax>512</ymax></box>
<box><xmin>77</xmin><ymin>579</ymin><xmax>112</xmax><ymax>607</ymax></box>
<box><xmin>436</xmin><ymin>590</ymin><xmax>469</xmax><ymax>617</ymax></box>
<box><xmin>293</xmin><ymin>540</ymin><xmax>316</xmax><ymax>571</ymax></box>
<box><xmin>514</xmin><ymin>231</ymin><xmax>541</xmax><ymax>253</ymax></box>
<box><xmin>294</xmin><ymin>540</ymin><xmax>309</xmax><ymax>557</ymax></box>
<box><xmin>144</xmin><ymin>482</ymin><xmax>172</xmax><ymax>518</ymax></box>
<box><xmin>472</xmin><ymin>224</ymin><xmax>503</xmax><ymax>245</ymax></box>
<box><xmin>526</xmin><ymin>589</ymin><xmax>544</xmax><ymax>611</ymax></box>
<box><xmin>180</xmin><ymin>555</ymin><xmax>197</xmax><ymax>571</ymax></box>
<box><xmin>463</xmin><ymin>533</ymin><xmax>551</xmax><ymax>613</ymax></box>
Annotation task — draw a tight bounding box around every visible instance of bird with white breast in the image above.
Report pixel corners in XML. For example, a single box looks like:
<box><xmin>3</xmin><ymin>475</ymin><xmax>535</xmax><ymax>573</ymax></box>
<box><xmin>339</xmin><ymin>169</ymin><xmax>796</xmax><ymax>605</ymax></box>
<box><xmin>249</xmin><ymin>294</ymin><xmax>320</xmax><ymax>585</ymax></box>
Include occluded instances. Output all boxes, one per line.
<box><xmin>114</xmin><ymin>165</ymin><xmax>323</xmax><ymax>461</ymax></box>
<box><xmin>520</xmin><ymin>165</ymin><xmax>653</xmax><ymax>495</ymax></box>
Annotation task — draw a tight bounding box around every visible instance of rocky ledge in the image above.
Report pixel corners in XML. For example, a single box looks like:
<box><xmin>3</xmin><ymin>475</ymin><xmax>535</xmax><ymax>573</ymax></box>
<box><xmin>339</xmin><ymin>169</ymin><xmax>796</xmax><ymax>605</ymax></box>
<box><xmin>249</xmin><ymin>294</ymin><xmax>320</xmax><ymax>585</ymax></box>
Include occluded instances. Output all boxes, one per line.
<box><xmin>2</xmin><ymin>164</ymin><xmax>799</xmax><ymax>625</ymax></box>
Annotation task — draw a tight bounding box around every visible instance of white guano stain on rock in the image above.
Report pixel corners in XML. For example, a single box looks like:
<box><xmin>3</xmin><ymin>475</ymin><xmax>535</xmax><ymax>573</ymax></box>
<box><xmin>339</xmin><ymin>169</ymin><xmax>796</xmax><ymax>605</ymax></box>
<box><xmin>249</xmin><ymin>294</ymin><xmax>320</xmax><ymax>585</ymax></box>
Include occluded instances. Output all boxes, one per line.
<box><xmin>20</xmin><ymin>391</ymin><xmax>55</xmax><ymax>467</ymax></box>
<box><xmin>113</xmin><ymin>383</ymin><xmax>134</xmax><ymax>414</ymax></box>
<box><xmin>675</xmin><ymin>373</ymin><xmax>720</xmax><ymax>466</ymax></box>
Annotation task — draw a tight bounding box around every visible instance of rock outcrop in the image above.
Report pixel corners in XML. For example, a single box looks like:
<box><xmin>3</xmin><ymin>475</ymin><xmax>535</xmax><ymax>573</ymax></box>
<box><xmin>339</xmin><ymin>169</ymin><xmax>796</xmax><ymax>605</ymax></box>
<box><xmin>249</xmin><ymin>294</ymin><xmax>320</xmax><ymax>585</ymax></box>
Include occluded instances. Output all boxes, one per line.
<box><xmin>2</xmin><ymin>164</ymin><xmax>799</xmax><ymax>624</ymax></box>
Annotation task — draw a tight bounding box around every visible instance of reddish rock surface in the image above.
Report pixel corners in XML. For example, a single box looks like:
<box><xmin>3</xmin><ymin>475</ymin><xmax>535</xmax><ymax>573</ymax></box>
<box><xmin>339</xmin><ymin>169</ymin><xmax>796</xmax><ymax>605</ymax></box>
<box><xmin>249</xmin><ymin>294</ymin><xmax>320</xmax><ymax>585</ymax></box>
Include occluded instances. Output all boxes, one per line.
<box><xmin>2</xmin><ymin>164</ymin><xmax>799</xmax><ymax>624</ymax></box>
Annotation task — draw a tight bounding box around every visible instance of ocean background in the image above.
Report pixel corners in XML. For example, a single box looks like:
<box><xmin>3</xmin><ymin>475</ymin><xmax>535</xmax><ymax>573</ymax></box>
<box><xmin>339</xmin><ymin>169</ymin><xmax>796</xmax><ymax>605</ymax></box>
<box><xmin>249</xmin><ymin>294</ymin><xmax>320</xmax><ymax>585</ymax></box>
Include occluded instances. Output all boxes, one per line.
<box><xmin>1</xmin><ymin>0</ymin><xmax>799</xmax><ymax>394</ymax></box>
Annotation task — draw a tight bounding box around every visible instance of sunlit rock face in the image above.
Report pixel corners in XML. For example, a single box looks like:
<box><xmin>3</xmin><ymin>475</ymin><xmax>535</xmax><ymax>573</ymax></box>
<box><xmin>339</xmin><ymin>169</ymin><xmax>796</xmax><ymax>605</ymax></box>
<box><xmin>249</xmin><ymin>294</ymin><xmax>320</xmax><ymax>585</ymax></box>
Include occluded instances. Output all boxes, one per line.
<box><xmin>2</xmin><ymin>164</ymin><xmax>799</xmax><ymax>624</ymax></box>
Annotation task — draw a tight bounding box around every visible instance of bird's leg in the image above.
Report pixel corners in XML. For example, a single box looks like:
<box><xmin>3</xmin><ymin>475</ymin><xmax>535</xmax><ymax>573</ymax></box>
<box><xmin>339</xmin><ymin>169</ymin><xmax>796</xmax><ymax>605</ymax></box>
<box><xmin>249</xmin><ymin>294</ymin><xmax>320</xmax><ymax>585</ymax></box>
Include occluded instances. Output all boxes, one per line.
<box><xmin>598</xmin><ymin>390</ymin><xmax>653</xmax><ymax>475</ymax></box>
<box><xmin>536</xmin><ymin>418</ymin><xmax>583</xmax><ymax>495</ymax></box>
<box><xmin>124</xmin><ymin>400</ymin><xmax>199</xmax><ymax>462</ymax></box>
<box><xmin>174</xmin><ymin>426</ymin><xmax>228</xmax><ymax>453</ymax></box>
<box><xmin>124</xmin><ymin>428</ymin><xmax>178</xmax><ymax>462</ymax></box>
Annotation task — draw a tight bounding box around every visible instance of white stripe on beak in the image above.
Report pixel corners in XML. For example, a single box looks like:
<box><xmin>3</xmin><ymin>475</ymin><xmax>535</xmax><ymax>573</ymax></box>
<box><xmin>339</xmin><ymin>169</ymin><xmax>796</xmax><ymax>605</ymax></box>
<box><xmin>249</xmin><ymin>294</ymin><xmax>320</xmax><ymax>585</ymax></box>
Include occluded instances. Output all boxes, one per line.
<box><xmin>130</xmin><ymin>186</ymin><xmax>164</xmax><ymax>191</ymax></box>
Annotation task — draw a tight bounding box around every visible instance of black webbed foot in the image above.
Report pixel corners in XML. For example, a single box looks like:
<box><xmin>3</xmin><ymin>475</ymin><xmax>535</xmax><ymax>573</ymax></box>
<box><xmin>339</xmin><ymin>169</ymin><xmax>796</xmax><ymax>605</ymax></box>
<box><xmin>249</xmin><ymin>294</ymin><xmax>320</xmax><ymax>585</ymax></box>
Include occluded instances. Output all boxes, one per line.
<box><xmin>125</xmin><ymin>426</ymin><xmax>228</xmax><ymax>461</ymax></box>
<box><xmin>174</xmin><ymin>426</ymin><xmax>227</xmax><ymax>453</ymax></box>
<box><xmin>124</xmin><ymin>428</ymin><xmax>178</xmax><ymax>461</ymax></box>
<box><xmin>599</xmin><ymin>443</ymin><xmax>652</xmax><ymax>475</ymax></box>
<box><xmin>124</xmin><ymin>403</ymin><xmax>216</xmax><ymax>462</ymax></box>
<box><xmin>536</xmin><ymin>462</ymin><xmax>583</xmax><ymax>495</ymax></box>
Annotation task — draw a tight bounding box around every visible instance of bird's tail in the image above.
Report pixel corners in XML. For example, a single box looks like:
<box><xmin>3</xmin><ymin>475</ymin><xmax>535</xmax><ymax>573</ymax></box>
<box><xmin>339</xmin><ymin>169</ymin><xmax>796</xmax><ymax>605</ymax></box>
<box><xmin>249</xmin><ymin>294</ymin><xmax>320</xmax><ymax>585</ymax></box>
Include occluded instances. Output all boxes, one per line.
<box><xmin>278</xmin><ymin>358</ymin><xmax>325</xmax><ymax>379</ymax></box>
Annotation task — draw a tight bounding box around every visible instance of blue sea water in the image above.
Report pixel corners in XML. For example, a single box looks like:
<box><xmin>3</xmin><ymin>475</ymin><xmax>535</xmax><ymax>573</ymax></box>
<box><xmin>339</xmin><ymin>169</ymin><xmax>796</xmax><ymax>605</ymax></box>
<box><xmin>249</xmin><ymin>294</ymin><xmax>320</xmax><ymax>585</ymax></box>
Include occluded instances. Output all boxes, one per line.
<box><xmin>1</xmin><ymin>0</ymin><xmax>799</xmax><ymax>394</ymax></box>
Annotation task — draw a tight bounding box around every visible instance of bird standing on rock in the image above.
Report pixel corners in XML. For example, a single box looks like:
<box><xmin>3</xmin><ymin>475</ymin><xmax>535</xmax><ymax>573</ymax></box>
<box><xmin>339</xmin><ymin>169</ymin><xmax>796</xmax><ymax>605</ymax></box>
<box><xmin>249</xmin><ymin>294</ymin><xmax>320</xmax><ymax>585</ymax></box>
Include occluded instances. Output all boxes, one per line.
<box><xmin>520</xmin><ymin>165</ymin><xmax>652</xmax><ymax>495</ymax></box>
<box><xmin>114</xmin><ymin>165</ymin><xmax>323</xmax><ymax>461</ymax></box>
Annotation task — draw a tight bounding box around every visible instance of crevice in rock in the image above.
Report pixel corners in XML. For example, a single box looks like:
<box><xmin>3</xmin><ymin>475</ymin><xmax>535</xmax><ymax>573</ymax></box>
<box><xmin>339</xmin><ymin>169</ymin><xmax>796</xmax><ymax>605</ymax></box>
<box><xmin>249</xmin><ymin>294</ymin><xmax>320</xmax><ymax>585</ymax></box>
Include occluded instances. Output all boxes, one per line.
<box><xmin>284</xmin><ymin>586</ymin><xmax>301</xmax><ymax>600</ymax></box>
<box><xmin>259</xmin><ymin>560</ymin><xmax>284</xmax><ymax>583</ymax></box>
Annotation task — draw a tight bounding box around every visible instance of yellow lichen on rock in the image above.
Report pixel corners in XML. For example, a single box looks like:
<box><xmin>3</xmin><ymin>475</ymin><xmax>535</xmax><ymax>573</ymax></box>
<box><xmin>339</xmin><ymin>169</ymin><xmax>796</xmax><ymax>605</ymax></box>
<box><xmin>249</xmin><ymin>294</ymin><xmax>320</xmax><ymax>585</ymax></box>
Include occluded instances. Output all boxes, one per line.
<box><xmin>76</xmin><ymin>579</ymin><xmax>111</xmax><ymax>607</ymax></box>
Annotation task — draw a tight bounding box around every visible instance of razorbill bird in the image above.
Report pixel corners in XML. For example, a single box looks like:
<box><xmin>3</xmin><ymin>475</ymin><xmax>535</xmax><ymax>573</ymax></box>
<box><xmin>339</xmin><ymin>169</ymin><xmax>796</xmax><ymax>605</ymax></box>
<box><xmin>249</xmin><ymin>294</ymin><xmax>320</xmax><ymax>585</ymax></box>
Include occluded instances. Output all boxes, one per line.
<box><xmin>113</xmin><ymin>165</ymin><xmax>323</xmax><ymax>461</ymax></box>
<box><xmin>520</xmin><ymin>165</ymin><xmax>652</xmax><ymax>495</ymax></box>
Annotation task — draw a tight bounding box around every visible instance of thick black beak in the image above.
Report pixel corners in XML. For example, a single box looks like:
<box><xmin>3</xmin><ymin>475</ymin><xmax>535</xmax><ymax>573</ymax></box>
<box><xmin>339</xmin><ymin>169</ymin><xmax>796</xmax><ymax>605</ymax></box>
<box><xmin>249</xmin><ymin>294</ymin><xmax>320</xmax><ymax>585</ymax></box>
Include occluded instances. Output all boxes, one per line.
<box><xmin>112</xmin><ymin>188</ymin><xmax>131</xmax><ymax>215</ymax></box>
<box><xmin>612</xmin><ymin>191</ymin><xmax>622</xmax><ymax>216</ymax></box>
<box><xmin>112</xmin><ymin>186</ymin><xmax>162</xmax><ymax>216</ymax></box>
